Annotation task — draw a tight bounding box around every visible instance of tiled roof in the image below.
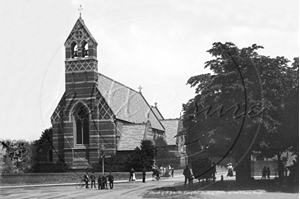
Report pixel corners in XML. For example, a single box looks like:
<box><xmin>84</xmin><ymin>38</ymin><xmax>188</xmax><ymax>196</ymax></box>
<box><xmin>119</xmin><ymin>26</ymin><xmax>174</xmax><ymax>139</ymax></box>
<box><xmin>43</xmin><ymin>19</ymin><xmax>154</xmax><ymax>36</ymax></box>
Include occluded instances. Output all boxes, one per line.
<box><xmin>118</xmin><ymin>124</ymin><xmax>146</xmax><ymax>150</ymax></box>
<box><xmin>97</xmin><ymin>73</ymin><xmax>165</xmax><ymax>131</ymax></box>
<box><xmin>64</xmin><ymin>17</ymin><xmax>97</xmax><ymax>45</ymax></box>
<box><xmin>160</xmin><ymin>119</ymin><xmax>180</xmax><ymax>145</ymax></box>
<box><xmin>151</xmin><ymin>106</ymin><xmax>164</xmax><ymax>120</ymax></box>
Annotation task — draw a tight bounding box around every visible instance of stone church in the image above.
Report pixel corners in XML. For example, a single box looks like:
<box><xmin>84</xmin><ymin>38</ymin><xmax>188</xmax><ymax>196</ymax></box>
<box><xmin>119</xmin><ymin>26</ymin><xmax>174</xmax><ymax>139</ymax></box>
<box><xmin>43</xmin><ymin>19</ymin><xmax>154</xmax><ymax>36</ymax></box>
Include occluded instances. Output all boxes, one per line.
<box><xmin>48</xmin><ymin>16</ymin><xmax>186</xmax><ymax>170</ymax></box>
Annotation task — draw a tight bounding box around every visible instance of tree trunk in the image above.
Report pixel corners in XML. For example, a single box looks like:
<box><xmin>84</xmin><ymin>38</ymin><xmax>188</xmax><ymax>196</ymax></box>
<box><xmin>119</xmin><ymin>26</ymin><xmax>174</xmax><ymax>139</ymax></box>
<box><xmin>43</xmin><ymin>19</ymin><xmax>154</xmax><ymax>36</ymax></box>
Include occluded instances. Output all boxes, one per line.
<box><xmin>235</xmin><ymin>154</ymin><xmax>252</xmax><ymax>182</ymax></box>
<box><xmin>277</xmin><ymin>153</ymin><xmax>284</xmax><ymax>180</ymax></box>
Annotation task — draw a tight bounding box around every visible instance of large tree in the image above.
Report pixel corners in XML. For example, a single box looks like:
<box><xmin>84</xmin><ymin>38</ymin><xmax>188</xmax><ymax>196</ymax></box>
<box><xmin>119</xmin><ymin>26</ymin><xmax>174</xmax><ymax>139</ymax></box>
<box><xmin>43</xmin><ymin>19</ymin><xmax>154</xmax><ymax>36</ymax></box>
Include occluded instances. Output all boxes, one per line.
<box><xmin>155</xmin><ymin>137</ymin><xmax>180</xmax><ymax>168</ymax></box>
<box><xmin>183</xmin><ymin>42</ymin><xmax>298</xmax><ymax>182</ymax></box>
<box><xmin>128</xmin><ymin>140</ymin><xmax>156</xmax><ymax>170</ymax></box>
<box><xmin>1</xmin><ymin>140</ymin><xmax>35</xmax><ymax>173</ymax></box>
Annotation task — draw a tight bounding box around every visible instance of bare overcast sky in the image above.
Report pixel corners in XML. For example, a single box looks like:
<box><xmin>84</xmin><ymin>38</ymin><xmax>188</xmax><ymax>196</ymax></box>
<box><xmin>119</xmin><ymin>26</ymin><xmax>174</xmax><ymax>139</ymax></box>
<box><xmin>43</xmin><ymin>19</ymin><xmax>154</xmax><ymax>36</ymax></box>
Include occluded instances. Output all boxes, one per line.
<box><xmin>0</xmin><ymin>0</ymin><xmax>298</xmax><ymax>141</ymax></box>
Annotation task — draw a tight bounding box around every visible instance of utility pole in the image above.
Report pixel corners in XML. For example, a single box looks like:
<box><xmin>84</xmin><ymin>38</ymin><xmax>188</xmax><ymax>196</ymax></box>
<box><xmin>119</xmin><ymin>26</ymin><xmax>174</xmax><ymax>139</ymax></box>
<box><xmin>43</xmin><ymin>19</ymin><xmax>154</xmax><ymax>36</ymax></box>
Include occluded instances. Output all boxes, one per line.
<box><xmin>100</xmin><ymin>144</ymin><xmax>105</xmax><ymax>175</ymax></box>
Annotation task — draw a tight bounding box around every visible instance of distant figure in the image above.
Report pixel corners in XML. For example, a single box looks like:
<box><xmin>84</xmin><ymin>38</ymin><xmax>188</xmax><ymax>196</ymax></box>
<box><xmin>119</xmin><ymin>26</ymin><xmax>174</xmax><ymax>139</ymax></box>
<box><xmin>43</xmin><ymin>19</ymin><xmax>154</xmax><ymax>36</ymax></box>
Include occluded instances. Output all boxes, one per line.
<box><xmin>129</xmin><ymin>168</ymin><xmax>135</xmax><ymax>181</ymax></box>
<box><xmin>152</xmin><ymin>168</ymin><xmax>156</xmax><ymax>181</ymax></box>
<box><xmin>287</xmin><ymin>160</ymin><xmax>299</xmax><ymax>182</ymax></box>
<box><xmin>189</xmin><ymin>174</ymin><xmax>194</xmax><ymax>185</ymax></box>
<box><xmin>171</xmin><ymin>167</ymin><xmax>174</xmax><ymax>177</ymax></box>
<box><xmin>278</xmin><ymin>160</ymin><xmax>284</xmax><ymax>180</ymax></box>
<box><xmin>261</xmin><ymin>166</ymin><xmax>267</xmax><ymax>179</ymax></box>
<box><xmin>266</xmin><ymin>167</ymin><xmax>271</xmax><ymax>179</ymax></box>
<box><xmin>212</xmin><ymin>162</ymin><xmax>217</xmax><ymax>181</ymax></box>
<box><xmin>84</xmin><ymin>172</ymin><xmax>89</xmax><ymax>189</ymax></box>
<box><xmin>142</xmin><ymin>167</ymin><xmax>147</xmax><ymax>183</ymax></box>
<box><xmin>90</xmin><ymin>171</ymin><xmax>96</xmax><ymax>188</ymax></box>
<box><xmin>155</xmin><ymin>168</ymin><xmax>160</xmax><ymax>180</ymax></box>
<box><xmin>97</xmin><ymin>174</ymin><xmax>102</xmax><ymax>190</ymax></box>
<box><xmin>107</xmin><ymin>171</ymin><xmax>114</xmax><ymax>189</ymax></box>
<box><xmin>227</xmin><ymin>163</ymin><xmax>233</xmax><ymax>177</ymax></box>
<box><xmin>101</xmin><ymin>173</ymin><xmax>107</xmax><ymax>189</ymax></box>
<box><xmin>183</xmin><ymin>165</ymin><xmax>192</xmax><ymax>187</ymax></box>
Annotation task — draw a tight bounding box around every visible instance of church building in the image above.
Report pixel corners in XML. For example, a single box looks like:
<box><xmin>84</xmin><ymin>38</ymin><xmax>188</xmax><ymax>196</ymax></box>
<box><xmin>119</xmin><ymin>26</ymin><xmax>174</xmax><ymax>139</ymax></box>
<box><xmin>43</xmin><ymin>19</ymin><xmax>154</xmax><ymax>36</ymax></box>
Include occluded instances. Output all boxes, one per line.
<box><xmin>49</xmin><ymin>16</ymin><xmax>186</xmax><ymax>170</ymax></box>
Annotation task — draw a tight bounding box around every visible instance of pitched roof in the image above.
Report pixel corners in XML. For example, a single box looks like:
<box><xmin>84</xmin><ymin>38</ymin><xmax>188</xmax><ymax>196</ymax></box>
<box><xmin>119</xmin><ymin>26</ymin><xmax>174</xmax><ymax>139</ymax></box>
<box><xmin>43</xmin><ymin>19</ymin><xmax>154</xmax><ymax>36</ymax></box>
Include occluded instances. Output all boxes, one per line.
<box><xmin>117</xmin><ymin>124</ymin><xmax>146</xmax><ymax>151</ymax></box>
<box><xmin>97</xmin><ymin>73</ymin><xmax>165</xmax><ymax>131</ymax></box>
<box><xmin>64</xmin><ymin>17</ymin><xmax>97</xmax><ymax>46</ymax></box>
<box><xmin>160</xmin><ymin>119</ymin><xmax>180</xmax><ymax>145</ymax></box>
<box><xmin>151</xmin><ymin>106</ymin><xmax>164</xmax><ymax>120</ymax></box>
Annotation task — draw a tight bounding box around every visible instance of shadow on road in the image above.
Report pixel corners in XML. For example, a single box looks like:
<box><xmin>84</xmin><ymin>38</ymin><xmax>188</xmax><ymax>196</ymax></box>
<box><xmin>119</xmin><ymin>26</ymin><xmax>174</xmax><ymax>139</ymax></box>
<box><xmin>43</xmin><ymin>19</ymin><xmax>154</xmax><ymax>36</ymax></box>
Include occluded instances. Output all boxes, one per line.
<box><xmin>150</xmin><ymin>179</ymin><xmax>299</xmax><ymax>194</ymax></box>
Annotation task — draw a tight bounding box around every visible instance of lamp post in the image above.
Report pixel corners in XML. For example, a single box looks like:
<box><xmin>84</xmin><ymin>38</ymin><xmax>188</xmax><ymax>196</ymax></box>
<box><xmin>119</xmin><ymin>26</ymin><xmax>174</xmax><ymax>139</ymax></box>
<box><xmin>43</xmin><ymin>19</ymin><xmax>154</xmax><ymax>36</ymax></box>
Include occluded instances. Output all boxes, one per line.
<box><xmin>100</xmin><ymin>144</ymin><xmax>105</xmax><ymax>175</ymax></box>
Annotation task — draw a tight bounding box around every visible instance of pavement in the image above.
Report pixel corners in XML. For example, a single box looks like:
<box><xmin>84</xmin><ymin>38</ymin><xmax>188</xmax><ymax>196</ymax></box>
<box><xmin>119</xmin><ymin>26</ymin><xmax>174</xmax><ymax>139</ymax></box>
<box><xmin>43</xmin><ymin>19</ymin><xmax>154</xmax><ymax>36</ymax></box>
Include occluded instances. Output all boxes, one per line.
<box><xmin>0</xmin><ymin>173</ymin><xmax>223</xmax><ymax>189</ymax></box>
<box><xmin>0</xmin><ymin>170</ymin><xmax>278</xmax><ymax>190</ymax></box>
<box><xmin>0</xmin><ymin>177</ymin><xmax>150</xmax><ymax>189</ymax></box>
<box><xmin>1</xmin><ymin>173</ymin><xmax>298</xmax><ymax>199</ymax></box>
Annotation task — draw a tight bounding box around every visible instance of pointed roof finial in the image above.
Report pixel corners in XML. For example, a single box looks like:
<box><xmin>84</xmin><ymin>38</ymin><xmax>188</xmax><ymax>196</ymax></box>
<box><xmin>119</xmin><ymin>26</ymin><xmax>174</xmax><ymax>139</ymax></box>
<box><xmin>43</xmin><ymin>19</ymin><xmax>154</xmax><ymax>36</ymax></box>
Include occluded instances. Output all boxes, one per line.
<box><xmin>138</xmin><ymin>86</ymin><xmax>143</xmax><ymax>93</ymax></box>
<box><xmin>78</xmin><ymin>5</ymin><xmax>83</xmax><ymax>18</ymax></box>
<box><xmin>154</xmin><ymin>102</ymin><xmax>157</xmax><ymax>107</ymax></box>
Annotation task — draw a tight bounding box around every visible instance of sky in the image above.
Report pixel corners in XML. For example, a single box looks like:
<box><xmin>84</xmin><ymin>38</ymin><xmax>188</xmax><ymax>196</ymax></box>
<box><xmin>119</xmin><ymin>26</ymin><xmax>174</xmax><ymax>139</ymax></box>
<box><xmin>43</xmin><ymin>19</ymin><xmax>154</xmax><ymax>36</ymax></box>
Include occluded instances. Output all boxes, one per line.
<box><xmin>0</xmin><ymin>0</ymin><xmax>298</xmax><ymax>141</ymax></box>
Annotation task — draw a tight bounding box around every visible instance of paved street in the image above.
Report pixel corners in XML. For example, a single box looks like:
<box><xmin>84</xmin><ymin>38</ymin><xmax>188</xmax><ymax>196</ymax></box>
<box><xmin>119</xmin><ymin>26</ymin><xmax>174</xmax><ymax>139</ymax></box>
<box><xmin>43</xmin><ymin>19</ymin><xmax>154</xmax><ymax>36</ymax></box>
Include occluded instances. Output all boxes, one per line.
<box><xmin>0</xmin><ymin>175</ymin><xmax>183</xmax><ymax>199</ymax></box>
<box><xmin>1</xmin><ymin>172</ymin><xmax>298</xmax><ymax>199</ymax></box>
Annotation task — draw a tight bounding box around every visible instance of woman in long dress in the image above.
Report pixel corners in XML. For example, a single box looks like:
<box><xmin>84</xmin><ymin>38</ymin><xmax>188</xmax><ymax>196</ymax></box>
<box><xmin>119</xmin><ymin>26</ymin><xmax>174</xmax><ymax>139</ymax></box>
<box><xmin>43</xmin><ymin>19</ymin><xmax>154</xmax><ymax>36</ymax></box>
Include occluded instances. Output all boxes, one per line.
<box><xmin>227</xmin><ymin>163</ymin><xmax>233</xmax><ymax>177</ymax></box>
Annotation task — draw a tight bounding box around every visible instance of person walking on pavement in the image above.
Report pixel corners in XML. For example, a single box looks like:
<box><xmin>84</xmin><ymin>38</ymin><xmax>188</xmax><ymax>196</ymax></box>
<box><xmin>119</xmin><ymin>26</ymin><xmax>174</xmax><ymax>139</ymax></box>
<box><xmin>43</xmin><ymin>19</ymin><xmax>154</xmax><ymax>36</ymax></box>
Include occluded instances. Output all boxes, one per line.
<box><xmin>107</xmin><ymin>171</ymin><xmax>114</xmax><ymax>189</ymax></box>
<box><xmin>102</xmin><ymin>173</ymin><xmax>108</xmax><ymax>189</ymax></box>
<box><xmin>97</xmin><ymin>174</ymin><xmax>102</xmax><ymax>190</ymax></box>
<box><xmin>83</xmin><ymin>172</ymin><xmax>90</xmax><ymax>189</ymax></box>
<box><xmin>183</xmin><ymin>165</ymin><xmax>192</xmax><ymax>187</ymax></box>
<box><xmin>261</xmin><ymin>166</ymin><xmax>267</xmax><ymax>179</ymax></box>
<box><xmin>212</xmin><ymin>162</ymin><xmax>217</xmax><ymax>181</ymax></box>
<box><xmin>142</xmin><ymin>167</ymin><xmax>147</xmax><ymax>183</ymax></box>
<box><xmin>129</xmin><ymin>168</ymin><xmax>135</xmax><ymax>181</ymax></box>
<box><xmin>227</xmin><ymin>163</ymin><xmax>233</xmax><ymax>177</ymax></box>
<box><xmin>90</xmin><ymin>171</ymin><xmax>96</xmax><ymax>188</ymax></box>
<box><xmin>266</xmin><ymin>167</ymin><xmax>271</xmax><ymax>179</ymax></box>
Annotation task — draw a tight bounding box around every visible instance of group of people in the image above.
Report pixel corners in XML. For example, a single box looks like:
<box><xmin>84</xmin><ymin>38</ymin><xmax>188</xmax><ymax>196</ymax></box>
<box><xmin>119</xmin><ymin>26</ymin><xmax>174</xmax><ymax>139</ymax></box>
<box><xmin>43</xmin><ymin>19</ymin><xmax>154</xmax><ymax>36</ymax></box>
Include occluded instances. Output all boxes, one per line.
<box><xmin>261</xmin><ymin>166</ymin><xmax>271</xmax><ymax>179</ymax></box>
<box><xmin>151</xmin><ymin>166</ymin><xmax>174</xmax><ymax>181</ymax></box>
<box><xmin>83</xmin><ymin>171</ymin><xmax>114</xmax><ymax>189</ymax></box>
<box><xmin>129</xmin><ymin>167</ymin><xmax>148</xmax><ymax>183</ymax></box>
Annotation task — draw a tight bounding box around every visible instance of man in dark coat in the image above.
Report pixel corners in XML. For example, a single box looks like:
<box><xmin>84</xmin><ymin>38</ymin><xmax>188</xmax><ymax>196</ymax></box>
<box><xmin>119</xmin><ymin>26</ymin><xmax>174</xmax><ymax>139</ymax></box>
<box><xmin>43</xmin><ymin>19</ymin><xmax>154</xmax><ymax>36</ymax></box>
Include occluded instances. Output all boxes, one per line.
<box><xmin>98</xmin><ymin>175</ymin><xmax>102</xmax><ymax>190</ymax></box>
<box><xmin>83</xmin><ymin>172</ymin><xmax>89</xmax><ymax>189</ymax></box>
<box><xmin>212</xmin><ymin>162</ymin><xmax>217</xmax><ymax>181</ymax></box>
<box><xmin>90</xmin><ymin>171</ymin><xmax>96</xmax><ymax>188</ymax></box>
<box><xmin>183</xmin><ymin>165</ymin><xmax>192</xmax><ymax>187</ymax></box>
<box><xmin>107</xmin><ymin>171</ymin><xmax>114</xmax><ymax>189</ymax></box>
<box><xmin>101</xmin><ymin>174</ymin><xmax>107</xmax><ymax>189</ymax></box>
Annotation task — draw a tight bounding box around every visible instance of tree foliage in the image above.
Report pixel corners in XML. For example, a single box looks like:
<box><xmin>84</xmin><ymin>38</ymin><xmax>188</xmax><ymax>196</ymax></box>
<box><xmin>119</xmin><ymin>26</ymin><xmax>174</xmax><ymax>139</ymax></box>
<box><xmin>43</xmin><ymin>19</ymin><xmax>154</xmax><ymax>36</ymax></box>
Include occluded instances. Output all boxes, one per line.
<box><xmin>1</xmin><ymin>140</ymin><xmax>35</xmax><ymax>173</ymax></box>
<box><xmin>155</xmin><ymin>137</ymin><xmax>180</xmax><ymax>168</ymax></box>
<box><xmin>128</xmin><ymin>140</ymin><xmax>156</xmax><ymax>170</ymax></box>
<box><xmin>33</xmin><ymin>127</ymin><xmax>52</xmax><ymax>149</ymax></box>
<box><xmin>183</xmin><ymin>42</ymin><xmax>298</xmax><ymax>180</ymax></box>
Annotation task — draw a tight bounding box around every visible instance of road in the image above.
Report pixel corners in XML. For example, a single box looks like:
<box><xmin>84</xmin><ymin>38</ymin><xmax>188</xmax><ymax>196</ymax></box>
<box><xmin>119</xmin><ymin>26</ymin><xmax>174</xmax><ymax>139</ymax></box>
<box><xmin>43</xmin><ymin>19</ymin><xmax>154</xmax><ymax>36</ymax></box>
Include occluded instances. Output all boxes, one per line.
<box><xmin>1</xmin><ymin>172</ymin><xmax>298</xmax><ymax>199</ymax></box>
<box><xmin>0</xmin><ymin>175</ymin><xmax>184</xmax><ymax>199</ymax></box>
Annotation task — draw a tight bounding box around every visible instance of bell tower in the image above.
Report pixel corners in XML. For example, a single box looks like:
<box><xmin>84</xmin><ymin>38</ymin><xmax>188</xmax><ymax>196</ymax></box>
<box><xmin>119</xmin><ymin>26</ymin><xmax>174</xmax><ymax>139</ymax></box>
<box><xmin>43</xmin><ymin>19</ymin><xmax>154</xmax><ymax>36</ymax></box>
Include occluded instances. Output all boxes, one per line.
<box><xmin>64</xmin><ymin>16</ymin><xmax>98</xmax><ymax>91</ymax></box>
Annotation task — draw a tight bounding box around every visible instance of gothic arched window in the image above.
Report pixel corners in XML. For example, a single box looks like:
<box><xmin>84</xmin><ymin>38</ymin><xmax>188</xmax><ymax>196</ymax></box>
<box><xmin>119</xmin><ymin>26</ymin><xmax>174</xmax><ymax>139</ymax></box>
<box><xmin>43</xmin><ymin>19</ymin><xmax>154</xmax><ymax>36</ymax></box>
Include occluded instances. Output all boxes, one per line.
<box><xmin>74</xmin><ymin>105</ymin><xmax>89</xmax><ymax>145</ymax></box>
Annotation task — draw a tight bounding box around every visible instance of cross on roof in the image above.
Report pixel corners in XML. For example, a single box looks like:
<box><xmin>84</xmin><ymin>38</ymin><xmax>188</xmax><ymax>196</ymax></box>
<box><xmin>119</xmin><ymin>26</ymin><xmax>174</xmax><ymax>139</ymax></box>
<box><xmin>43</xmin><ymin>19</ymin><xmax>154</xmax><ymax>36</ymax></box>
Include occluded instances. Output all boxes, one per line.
<box><xmin>78</xmin><ymin>5</ymin><xmax>83</xmax><ymax>17</ymax></box>
<box><xmin>138</xmin><ymin>86</ymin><xmax>143</xmax><ymax>93</ymax></box>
